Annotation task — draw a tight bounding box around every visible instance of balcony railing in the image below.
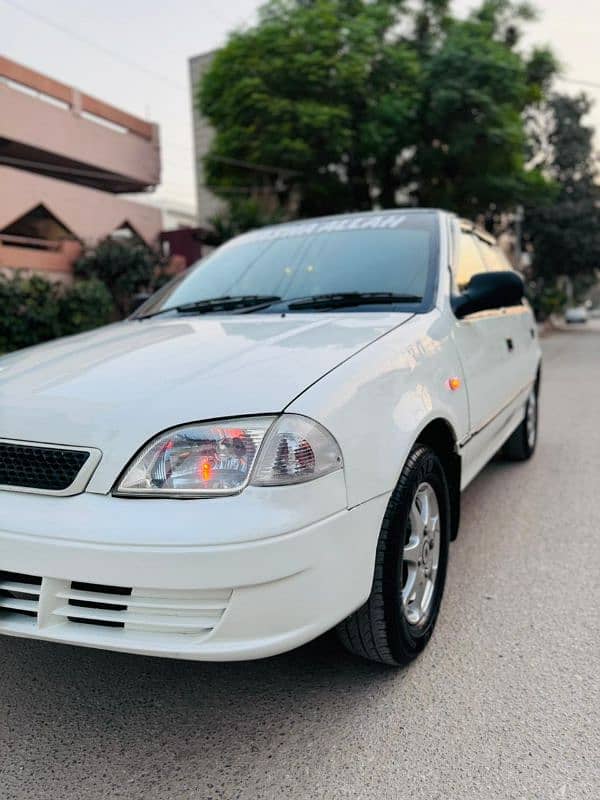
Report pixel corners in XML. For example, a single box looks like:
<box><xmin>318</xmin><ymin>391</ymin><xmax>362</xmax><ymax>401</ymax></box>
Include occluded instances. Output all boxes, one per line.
<box><xmin>0</xmin><ymin>234</ymin><xmax>82</xmax><ymax>274</ymax></box>
<box><xmin>0</xmin><ymin>56</ymin><xmax>155</xmax><ymax>141</ymax></box>
<box><xmin>0</xmin><ymin>233</ymin><xmax>63</xmax><ymax>251</ymax></box>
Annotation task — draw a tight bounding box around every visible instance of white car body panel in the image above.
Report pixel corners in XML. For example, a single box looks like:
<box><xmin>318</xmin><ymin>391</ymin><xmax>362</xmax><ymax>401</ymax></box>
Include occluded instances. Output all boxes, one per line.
<box><xmin>0</xmin><ymin>209</ymin><xmax>541</xmax><ymax>660</ymax></box>
<box><xmin>288</xmin><ymin>309</ymin><xmax>470</xmax><ymax>507</ymax></box>
<box><xmin>0</xmin><ymin>487</ymin><xmax>389</xmax><ymax>660</ymax></box>
<box><xmin>0</xmin><ymin>312</ymin><xmax>411</xmax><ymax>494</ymax></box>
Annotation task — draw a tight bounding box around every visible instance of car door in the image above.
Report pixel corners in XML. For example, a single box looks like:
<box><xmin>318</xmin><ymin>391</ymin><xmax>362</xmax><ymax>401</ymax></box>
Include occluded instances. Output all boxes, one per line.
<box><xmin>450</xmin><ymin>225</ymin><xmax>521</xmax><ymax>484</ymax></box>
<box><xmin>474</xmin><ymin>236</ymin><xmax>539</xmax><ymax>395</ymax></box>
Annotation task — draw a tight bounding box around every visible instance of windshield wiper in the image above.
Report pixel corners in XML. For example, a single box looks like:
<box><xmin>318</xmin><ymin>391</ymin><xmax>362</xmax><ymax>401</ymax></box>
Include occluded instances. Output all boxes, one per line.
<box><xmin>137</xmin><ymin>291</ymin><xmax>422</xmax><ymax>319</ymax></box>
<box><xmin>285</xmin><ymin>292</ymin><xmax>423</xmax><ymax>311</ymax></box>
<box><xmin>136</xmin><ymin>295</ymin><xmax>282</xmax><ymax>320</ymax></box>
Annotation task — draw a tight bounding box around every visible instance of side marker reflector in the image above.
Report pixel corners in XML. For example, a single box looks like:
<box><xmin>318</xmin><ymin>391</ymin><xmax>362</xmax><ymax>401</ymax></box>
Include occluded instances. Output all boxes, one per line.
<box><xmin>448</xmin><ymin>377</ymin><xmax>461</xmax><ymax>391</ymax></box>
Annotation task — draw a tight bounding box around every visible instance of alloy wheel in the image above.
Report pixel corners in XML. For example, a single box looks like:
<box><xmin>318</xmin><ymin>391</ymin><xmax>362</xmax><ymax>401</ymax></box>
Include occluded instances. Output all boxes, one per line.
<box><xmin>401</xmin><ymin>482</ymin><xmax>441</xmax><ymax>628</ymax></box>
<box><xmin>526</xmin><ymin>389</ymin><xmax>537</xmax><ymax>450</ymax></box>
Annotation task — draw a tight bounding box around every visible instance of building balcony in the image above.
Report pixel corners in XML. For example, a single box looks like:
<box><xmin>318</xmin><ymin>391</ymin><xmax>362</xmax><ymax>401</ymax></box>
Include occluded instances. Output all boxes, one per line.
<box><xmin>0</xmin><ymin>57</ymin><xmax>160</xmax><ymax>193</ymax></box>
<box><xmin>0</xmin><ymin>166</ymin><xmax>162</xmax><ymax>278</ymax></box>
<box><xmin>0</xmin><ymin>234</ymin><xmax>82</xmax><ymax>281</ymax></box>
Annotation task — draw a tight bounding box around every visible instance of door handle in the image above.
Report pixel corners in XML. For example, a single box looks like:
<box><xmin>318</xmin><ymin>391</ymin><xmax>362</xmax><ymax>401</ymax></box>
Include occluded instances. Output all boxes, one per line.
<box><xmin>506</xmin><ymin>337</ymin><xmax>514</xmax><ymax>352</ymax></box>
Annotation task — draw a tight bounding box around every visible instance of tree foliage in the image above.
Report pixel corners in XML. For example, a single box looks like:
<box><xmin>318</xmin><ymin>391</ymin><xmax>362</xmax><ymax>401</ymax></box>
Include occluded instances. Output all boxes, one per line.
<box><xmin>198</xmin><ymin>0</ymin><xmax>557</xmax><ymax>218</ymax></box>
<box><xmin>524</xmin><ymin>93</ymin><xmax>600</xmax><ymax>285</ymax></box>
<box><xmin>413</xmin><ymin>4</ymin><xmax>555</xmax><ymax>212</ymax></box>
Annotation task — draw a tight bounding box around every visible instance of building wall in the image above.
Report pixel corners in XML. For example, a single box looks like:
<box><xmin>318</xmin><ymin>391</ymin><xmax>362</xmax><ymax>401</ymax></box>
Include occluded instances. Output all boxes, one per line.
<box><xmin>0</xmin><ymin>166</ymin><xmax>162</xmax><ymax>276</ymax></box>
<box><xmin>189</xmin><ymin>51</ymin><xmax>226</xmax><ymax>226</ymax></box>
<box><xmin>126</xmin><ymin>195</ymin><xmax>198</xmax><ymax>232</ymax></box>
<box><xmin>0</xmin><ymin>240</ymin><xmax>82</xmax><ymax>282</ymax></box>
<box><xmin>160</xmin><ymin>228</ymin><xmax>204</xmax><ymax>271</ymax></box>
<box><xmin>0</xmin><ymin>57</ymin><xmax>162</xmax><ymax>280</ymax></box>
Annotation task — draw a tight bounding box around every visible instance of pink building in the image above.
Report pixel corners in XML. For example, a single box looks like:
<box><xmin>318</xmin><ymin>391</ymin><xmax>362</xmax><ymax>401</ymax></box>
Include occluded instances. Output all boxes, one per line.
<box><xmin>0</xmin><ymin>57</ymin><xmax>162</xmax><ymax>281</ymax></box>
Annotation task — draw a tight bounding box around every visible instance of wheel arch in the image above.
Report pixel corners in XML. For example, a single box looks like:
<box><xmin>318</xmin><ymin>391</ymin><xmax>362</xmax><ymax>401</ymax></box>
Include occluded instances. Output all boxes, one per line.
<box><xmin>415</xmin><ymin>417</ymin><xmax>461</xmax><ymax>541</ymax></box>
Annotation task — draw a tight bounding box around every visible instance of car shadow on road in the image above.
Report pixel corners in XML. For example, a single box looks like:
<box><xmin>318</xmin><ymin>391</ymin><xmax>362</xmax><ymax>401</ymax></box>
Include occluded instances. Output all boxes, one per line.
<box><xmin>0</xmin><ymin>632</ymin><xmax>409</xmax><ymax>796</ymax></box>
<box><xmin>2</xmin><ymin>627</ymin><xmax>400</xmax><ymax>745</ymax></box>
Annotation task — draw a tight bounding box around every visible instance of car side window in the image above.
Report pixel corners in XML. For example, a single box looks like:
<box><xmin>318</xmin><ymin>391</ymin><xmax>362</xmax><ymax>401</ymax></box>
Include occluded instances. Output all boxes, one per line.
<box><xmin>476</xmin><ymin>239</ymin><xmax>512</xmax><ymax>271</ymax></box>
<box><xmin>455</xmin><ymin>233</ymin><xmax>487</xmax><ymax>292</ymax></box>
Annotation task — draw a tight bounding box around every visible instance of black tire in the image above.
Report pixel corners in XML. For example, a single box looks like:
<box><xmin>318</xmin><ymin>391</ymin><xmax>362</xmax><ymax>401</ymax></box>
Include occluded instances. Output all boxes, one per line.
<box><xmin>502</xmin><ymin>383</ymin><xmax>538</xmax><ymax>462</ymax></box>
<box><xmin>337</xmin><ymin>445</ymin><xmax>451</xmax><ymax>666</ymax></box>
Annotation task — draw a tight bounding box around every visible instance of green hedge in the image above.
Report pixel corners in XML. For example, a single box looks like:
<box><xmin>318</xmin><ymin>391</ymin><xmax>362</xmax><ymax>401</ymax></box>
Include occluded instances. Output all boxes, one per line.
<box><xmin>0</xmin><ymin>273</ymin><xmax>115</xmax><ymax>354</ymax></box>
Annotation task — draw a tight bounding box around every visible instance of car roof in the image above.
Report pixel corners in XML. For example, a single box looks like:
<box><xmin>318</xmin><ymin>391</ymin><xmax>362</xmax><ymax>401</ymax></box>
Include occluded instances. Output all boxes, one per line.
<box><xmin>237</xmin><ymin>209</ymin><xmax>495</xmax><ymax>243</ymax></box>
<box><xmin>263</xmin><ymin>208</ymin><xmax>443</xmax><ymax>227</ymax></box>
<box><xmin>230</xmin><ymin>208</ymin><xmax>500</xmax><ymax>245</ymax></box>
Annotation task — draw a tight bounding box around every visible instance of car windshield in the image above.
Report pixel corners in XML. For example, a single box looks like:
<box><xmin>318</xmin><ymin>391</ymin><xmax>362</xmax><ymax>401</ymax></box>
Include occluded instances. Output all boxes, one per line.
<box><xmin>136</xmin><ymin>211</ymin><xmax>439</xmax><ymax>317</ymax></box>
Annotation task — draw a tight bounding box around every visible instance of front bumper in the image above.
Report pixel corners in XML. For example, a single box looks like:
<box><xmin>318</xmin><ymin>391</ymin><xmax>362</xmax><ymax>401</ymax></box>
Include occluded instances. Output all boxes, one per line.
<box><xmin>0</xmin><ymin>476</ymin><xmax>389</xmax><ymax>660</ymax></box>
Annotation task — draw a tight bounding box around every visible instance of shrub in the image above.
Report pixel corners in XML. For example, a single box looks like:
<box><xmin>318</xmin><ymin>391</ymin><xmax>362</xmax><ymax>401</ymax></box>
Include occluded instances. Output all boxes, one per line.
<box><xmin>527</xmin><ymin>281</ymin><xmax>567</xmax><ymax>321</ymax></box>
<box><xmin>0</xmin><ymin>273</ymin><xmax>59</xmax><ymax>353</ymax></box>
<box><xmin>74</xmin><ymin>237</ymin><xmax>166</xmax><ymax>316</ymax></box>
<box><xmin>0</xmin><ymin>273</ymin><xmax>115</xmax><ymax>354</ymax></box>
<box><xmin>56</xmin><ymin>277</ymin><xmax>116</xmax><ymax>337</ymax></box>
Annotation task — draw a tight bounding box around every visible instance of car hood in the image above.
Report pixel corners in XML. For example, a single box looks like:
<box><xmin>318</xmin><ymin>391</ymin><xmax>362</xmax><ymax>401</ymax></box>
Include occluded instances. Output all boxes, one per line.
<box><xmin>0</xmin><ymin>313</ymin><xmax>412</xmax><ymax>492</ymax></box>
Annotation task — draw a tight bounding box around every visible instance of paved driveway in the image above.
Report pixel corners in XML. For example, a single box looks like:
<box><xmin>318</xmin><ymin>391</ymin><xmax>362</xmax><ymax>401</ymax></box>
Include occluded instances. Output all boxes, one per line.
<box><xmin>0</xmin><ymin>328</ymin><xmax>598</xmax><ymax>799</ymax></box>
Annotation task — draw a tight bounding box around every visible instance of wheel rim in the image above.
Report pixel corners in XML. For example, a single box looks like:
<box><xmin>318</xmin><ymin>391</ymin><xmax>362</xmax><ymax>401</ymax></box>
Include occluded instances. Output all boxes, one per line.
<box><xmin>401</xmin><ymin>482</ymin><xmax>441</xmax><ymax>628</ymax></box>
<box><xmin>526</xmin><ymin>389</ymin><xmax>537</xmax><ymax>449</ymax></box>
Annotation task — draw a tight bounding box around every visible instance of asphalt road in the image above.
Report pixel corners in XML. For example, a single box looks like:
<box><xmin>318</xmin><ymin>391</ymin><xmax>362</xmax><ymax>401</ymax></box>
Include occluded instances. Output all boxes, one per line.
<box><xmin>1</xmin><ymin>327</ymin><xmax>599</xmax><ymax>800</ymax></box>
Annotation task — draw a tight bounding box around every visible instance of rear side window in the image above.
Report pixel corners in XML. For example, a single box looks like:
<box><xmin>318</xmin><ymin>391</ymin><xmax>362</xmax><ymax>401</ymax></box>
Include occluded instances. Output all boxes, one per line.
<box><xmin>455</xmin><ymin>233</ymin><xmax>486</xmax><ymax>291</ymax></box>
<box><xmin>476</xmin><ymin>239</ymin><xmax>512</xmax><ymax>271</ymax></box>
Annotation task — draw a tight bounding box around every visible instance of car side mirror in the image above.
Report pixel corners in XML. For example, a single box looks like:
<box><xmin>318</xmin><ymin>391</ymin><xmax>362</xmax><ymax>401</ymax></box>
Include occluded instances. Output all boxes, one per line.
<box><xmin>452</xmin><ymin>271</ymin><xmax>525</xmax><ymax>319</ymax></box>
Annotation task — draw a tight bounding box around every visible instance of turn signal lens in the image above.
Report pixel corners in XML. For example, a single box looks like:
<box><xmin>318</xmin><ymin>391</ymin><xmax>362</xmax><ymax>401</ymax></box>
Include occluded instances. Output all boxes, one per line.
<box><xmin>251</xmin><ymin>415</ymin><xmax>343</xmax><ymax>486</ymax></box>
<box><xmin>448</xmin><ymin>377</ymin><xmax>461</xmax><ymax>391</ymax></box>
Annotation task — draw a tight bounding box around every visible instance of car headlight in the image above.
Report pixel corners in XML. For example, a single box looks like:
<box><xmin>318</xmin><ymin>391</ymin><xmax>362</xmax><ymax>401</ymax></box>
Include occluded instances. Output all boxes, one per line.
<box><xmin>114</xmin><ymin>415</ymin><xmax>343</xmax><ymax>497</ymax></box>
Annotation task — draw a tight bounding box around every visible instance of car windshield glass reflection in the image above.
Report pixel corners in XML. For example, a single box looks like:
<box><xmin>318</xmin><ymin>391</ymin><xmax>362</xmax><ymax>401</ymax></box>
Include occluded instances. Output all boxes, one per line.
<box><xmin>135</xmin><ymin>212</ymin><xmax>438</xmax><ymax>317</ymax></box>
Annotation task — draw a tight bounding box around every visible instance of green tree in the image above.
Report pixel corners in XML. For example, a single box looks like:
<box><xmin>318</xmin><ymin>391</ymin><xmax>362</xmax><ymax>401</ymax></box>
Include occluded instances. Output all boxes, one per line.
<box><xmin>411</xmin><ymin>2</ymin><xmax>556</xmax><ymax>213</ymax></box>
<box><xmin>74</xmin><ymin>237</ymin><xmax>165</xmax><ymax>316</ymax></box>
<box><xmin>198</xmin><ymin>0</ymin><xmax>556</xmax><ymax>219</ymax></box>
<box><xmin>524</xmin><ymin>93</ymin><xmax>600</xmax><ymax>288</ymax></box>
<box><xmin>199</xmin><ymin>0</ymin><xmax>421</xmax><ymax>216</ymax></box>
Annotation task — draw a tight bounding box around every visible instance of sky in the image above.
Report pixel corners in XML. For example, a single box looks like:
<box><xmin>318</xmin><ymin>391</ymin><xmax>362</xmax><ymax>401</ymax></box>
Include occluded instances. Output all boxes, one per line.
<box><xmin>2</xmin><ymin>0</ymin><xmax>600</xmax><ymax>216</ymax></box>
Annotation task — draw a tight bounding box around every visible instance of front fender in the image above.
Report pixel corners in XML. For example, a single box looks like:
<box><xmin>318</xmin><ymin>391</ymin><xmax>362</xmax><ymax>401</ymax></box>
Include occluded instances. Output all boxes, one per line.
<box><xmin>286</xmin><ymin>311</ymin><xmax>469</xmax><ymax>509</ymax></box>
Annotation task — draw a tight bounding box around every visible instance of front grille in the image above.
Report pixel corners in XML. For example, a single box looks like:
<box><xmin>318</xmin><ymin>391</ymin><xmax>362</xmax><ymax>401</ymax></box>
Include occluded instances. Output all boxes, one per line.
<box><xmin>0</xmin><ymin>571</ymin><xmax>231</xmax><ymax>641</ymax></box>
<box><xmin>0</xmin><ymin>442</ymin><xmax>90</xmax><ymax>491</ymax></box>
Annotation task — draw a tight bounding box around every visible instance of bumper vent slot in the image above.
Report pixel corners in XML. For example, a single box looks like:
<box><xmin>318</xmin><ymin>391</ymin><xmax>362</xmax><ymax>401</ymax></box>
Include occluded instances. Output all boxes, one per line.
<box><xmin>0</xmin><ymin>570</ymin><xmax>231</xmax><ymax>641</ymax></box>
<box><xmin>0</xmin><ymin>571</ymin><xmax>42</xmax><ymax>618</ymax></box>
<box><xmin>55</xmin><ymin>583</ymin><xmax>232</xmax><ymax>636</ymax></box>
<box><xmin>0</xmin><ymin>441</ymin><xmax>90</xmax><ymax>492</ymax></box>
<box><xmin>67</xmin><ymin>581</ymin><xmax>132</xmax><ymax>628</ymax></box>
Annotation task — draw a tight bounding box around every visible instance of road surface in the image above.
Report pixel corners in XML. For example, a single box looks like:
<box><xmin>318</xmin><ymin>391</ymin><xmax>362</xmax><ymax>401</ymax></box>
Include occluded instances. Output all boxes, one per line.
<box><xmin>0</xmin><ymin>327</ymin><xmax>598</xmax><ymax>800</ymax></box>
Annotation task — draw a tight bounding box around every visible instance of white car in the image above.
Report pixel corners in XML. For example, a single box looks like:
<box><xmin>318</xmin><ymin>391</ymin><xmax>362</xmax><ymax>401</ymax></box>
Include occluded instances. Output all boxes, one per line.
<box><xmin>0</xmin><ymin>211</ymin><xmax>540</xmax><ymax>665</ymax></box>
<box><xmin>565</xmin><ymin>306</ymin><xmax>588</xmax><ymax>324</ymax></box>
